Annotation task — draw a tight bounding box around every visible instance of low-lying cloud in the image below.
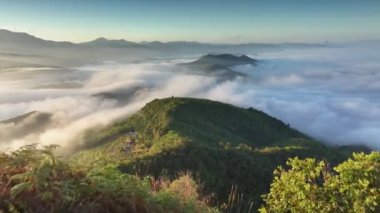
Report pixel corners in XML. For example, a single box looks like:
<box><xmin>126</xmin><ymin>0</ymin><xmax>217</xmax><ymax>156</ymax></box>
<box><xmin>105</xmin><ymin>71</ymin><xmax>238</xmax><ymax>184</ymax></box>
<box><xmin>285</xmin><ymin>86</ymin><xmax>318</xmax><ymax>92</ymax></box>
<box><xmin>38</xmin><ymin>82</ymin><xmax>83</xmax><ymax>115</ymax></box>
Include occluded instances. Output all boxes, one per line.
<box><xmin>1</xmin><ymin>45</ymin><xmax>380</xmax><ymax>152</ymax></box>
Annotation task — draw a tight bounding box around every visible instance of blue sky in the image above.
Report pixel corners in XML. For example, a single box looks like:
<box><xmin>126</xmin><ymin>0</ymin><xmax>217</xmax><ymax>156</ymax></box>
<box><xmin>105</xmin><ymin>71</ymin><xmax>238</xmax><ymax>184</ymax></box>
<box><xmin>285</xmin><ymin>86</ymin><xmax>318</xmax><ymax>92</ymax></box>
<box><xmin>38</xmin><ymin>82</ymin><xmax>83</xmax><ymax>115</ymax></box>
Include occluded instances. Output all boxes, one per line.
<box><xmin>0</xmin><ymin>0</ymin><xmax>379</xmax><ymax>43</ymax></box>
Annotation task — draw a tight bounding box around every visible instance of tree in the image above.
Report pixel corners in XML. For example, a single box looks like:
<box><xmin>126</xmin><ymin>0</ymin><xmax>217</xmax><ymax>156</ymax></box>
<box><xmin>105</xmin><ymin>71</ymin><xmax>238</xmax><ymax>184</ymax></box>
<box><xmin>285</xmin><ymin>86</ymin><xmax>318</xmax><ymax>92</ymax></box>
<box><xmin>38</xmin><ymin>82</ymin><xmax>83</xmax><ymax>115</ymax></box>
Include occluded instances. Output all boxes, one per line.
<box><xmin>260</xmin><ymin>152</ymin><xmax>380</xmax><ymax>213</ymax></box>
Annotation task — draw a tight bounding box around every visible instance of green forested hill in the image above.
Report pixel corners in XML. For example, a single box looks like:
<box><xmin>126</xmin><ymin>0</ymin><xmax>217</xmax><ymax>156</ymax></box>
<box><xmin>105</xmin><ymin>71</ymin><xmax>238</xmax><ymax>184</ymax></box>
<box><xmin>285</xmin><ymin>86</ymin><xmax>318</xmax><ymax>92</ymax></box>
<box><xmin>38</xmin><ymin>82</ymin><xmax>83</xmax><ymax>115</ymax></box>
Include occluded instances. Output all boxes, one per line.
<box><xmin>81</xmin><ymin>97</ymin><xmax>309</xmax><ymax>148</ymax></box>
<box><xmin>74</xmin><ymin>97</ymin><xmax>368</xmax><ymax>210</ymax></box>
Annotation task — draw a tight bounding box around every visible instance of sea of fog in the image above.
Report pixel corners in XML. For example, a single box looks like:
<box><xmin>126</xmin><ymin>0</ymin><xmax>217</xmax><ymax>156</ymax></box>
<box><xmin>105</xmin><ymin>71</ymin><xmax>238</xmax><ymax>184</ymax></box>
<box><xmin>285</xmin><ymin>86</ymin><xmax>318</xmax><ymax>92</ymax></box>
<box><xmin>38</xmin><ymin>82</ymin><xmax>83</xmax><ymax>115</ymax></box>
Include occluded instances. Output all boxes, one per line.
<box><xmin>1</xmin><ymin>44</ymin><xmax>380</xmax><ymax>152</ymax></box>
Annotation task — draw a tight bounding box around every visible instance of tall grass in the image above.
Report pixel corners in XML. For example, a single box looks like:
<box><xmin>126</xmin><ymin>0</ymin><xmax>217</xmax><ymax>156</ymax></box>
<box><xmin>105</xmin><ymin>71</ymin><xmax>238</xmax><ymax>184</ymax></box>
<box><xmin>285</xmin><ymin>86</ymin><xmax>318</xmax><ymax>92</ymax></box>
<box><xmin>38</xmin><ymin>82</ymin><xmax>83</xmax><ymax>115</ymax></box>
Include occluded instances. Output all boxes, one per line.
<box><xmin>221</xmin><ymin>185</ymin><xmax>254</xmax><ymax>213</ymax></box>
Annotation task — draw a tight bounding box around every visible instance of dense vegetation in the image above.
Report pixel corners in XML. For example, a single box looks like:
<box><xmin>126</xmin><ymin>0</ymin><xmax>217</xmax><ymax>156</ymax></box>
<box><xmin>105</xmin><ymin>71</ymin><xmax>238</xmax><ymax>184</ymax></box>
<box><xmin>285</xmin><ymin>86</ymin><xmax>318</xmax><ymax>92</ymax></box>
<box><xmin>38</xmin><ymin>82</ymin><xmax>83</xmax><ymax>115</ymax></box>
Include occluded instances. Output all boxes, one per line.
<box><xmin>261</xmin><ymin>152</ymin><xmax>380</xmax><ymax>212</ymax></box>
<box><xmin>74</xmin><ymin>97</ymin><xmax>368</xmax><ymax>210</ymax></box>
<box><xmin>0</xmin><ymin>145</ymin><xmax>217</xmax><ymax>212</ymax></box>
<box><xmin>0</xmin><ymin>97</ymin><xmax>377</xmax><ymax>212</ymax></box>
<box><xmin>1</xmin><ymin>146</ymin><xmax>378</xmax><ymax>212</ymax></box>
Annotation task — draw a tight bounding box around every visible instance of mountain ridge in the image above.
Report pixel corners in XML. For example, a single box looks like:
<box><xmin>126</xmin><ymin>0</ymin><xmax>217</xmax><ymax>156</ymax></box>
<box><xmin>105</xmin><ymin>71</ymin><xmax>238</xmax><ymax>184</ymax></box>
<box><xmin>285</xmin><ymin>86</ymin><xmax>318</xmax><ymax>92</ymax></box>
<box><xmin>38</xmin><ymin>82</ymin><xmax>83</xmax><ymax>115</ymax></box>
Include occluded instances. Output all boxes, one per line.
<box><xmin>178</xmin><ymin>54</ymin><xmax>257</xmax><ymax>78</ymax></box>
<box><xmin>0</xmin><ymin>29</ymin><xmax>333</xmax><ymax>48</ymax></box>
<box><xmin>74</xmin><ymin>97</ymin><xmax>367</xmax><ymax>210</ymax></box>
<box><xmin>0</xmin><ymin>29</ymin><xmax>75</xmax><ymax>47</ymax></box>
<box><xmin>0</xmin><ymin>29</ymin><xmax>335</xmax><ymax>68</ymax></box>
<box><xmin>0</xmin><ymin>111</ymin><xmax>53</xmax><ymax>143</ymax></box>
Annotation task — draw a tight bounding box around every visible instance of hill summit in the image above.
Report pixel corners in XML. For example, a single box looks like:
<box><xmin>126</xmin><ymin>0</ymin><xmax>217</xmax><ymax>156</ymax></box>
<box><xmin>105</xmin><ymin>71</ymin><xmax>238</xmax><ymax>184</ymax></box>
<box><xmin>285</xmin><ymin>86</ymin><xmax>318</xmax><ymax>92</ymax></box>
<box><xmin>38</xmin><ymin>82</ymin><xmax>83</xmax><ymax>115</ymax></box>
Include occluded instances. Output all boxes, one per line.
<box><xmin>80</xmin><ymin>37</ymin><xmax>142</xmax><ymax>48</ymax></box>
<box><xmin>178</xmin><ymin>54</ymin><xmax>257</xmax><ymax>78</ymax></box>
<box><xmin>75</xmin><ymin>97</ymin><xmax>365</xmax><ymax>209</ymax></box>
<box><xmin>192</xmin><ymin>54</ymin><xmax>257</xmax><ymax>67</ymax></box>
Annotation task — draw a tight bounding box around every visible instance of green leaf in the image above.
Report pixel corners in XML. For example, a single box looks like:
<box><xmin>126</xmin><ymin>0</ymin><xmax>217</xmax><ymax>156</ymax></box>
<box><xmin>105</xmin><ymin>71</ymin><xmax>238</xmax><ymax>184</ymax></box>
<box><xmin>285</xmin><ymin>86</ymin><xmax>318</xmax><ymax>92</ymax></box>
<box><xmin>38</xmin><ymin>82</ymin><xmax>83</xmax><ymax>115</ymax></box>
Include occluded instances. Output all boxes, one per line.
<box><xmin>41</xmin><ymin>191</ymin><xmax>54</xmax><ymax>201</ymax></box>
<box><xmin>11</xmin><ymin>182</ymin><xmax>33</xmax><ymax>198</ymax></box>
<box><xmin>9</xmin><ymin>172</ymin><xmax>33</xmax><ymax>181</ymax></box>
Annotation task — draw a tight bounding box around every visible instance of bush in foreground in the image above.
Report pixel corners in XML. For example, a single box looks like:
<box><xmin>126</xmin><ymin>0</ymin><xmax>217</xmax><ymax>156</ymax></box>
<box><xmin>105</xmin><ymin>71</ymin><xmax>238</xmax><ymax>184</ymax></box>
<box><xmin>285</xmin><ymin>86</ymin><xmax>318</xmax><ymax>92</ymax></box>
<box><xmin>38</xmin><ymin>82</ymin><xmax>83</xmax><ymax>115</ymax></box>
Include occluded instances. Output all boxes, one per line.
<box><xmin>0</xmin><ymin>145</ymin><xmax>217</xmax><ymax>213</ymax></box>
<box><xmin>260</xmin><ymin>152</ymin><xmax>380</xmax><ymax>212</ymax></box>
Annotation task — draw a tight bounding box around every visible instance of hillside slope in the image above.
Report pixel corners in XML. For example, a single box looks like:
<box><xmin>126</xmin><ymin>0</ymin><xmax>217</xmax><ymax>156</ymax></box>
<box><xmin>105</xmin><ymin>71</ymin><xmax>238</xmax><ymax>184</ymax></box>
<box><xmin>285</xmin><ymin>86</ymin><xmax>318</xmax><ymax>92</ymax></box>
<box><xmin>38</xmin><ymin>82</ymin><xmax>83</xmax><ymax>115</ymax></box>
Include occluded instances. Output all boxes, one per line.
<box><xmin>74</xmin><ymin>97</ymin><xmax>366</xmax><ymax>209</ymax></box>
<box><xmin>122</xmin><ymin>97</ymin><xmax>303</xmax><ymax>146</ymax></box>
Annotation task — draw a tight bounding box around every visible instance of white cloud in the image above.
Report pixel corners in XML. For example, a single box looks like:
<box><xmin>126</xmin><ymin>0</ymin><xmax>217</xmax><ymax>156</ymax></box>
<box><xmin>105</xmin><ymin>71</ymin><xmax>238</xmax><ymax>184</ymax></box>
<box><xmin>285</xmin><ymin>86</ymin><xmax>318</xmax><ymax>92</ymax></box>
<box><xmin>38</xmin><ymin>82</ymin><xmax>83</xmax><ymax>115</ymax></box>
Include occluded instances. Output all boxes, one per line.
<box><xmin>1</xmin><ymin>45</ymin><xmax>380</xmax><ymax>152</ymax></box>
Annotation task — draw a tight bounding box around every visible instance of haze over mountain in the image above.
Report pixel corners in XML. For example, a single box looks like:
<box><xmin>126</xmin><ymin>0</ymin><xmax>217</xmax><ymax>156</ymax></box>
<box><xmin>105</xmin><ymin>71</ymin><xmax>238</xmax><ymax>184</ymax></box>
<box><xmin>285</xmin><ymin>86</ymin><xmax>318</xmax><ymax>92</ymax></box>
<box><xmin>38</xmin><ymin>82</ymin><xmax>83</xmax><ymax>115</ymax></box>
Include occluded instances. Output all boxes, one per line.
<box><xmin>1</xmin><ymin>0</ymin><xmax>380</xmax><ymax>211</ymax></box>
<box><xmin>1</xmin><ymin>29</ymin><xmax>380</xmax><ymax>152</ymax></box>
<box><xmin>0</xmin><ymin>111</ymin><xmax>52</xmax><ymax>146</ymax></box>
<box><xmin>0</xmin><ymin>29</ymin><xmax>332</xmax><ymax>69</ymax></box>
<box><xmin>0</xmin><ymin>0</ymin><xmax>380</xmax><ymax>213</ymax></box>
<box><xmin>178</xmin><ymin>54</ymin><xmax>257</xmax><ymax>78</ymax></box>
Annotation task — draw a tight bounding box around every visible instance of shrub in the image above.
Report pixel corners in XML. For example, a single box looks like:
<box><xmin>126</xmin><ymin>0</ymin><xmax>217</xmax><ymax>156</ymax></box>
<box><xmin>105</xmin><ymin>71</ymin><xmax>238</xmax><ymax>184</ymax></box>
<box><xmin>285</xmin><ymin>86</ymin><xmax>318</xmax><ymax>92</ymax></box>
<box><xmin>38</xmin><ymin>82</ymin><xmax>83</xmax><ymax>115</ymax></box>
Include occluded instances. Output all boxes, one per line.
<box><xmin>260</xmin><ymin>152</ymin><xmax>380</xmax><ymax>213</ymax></box>
<box><xmin>0</xmin><ymin>145</ymin><xmax>217</xmax><ymax>213</ymax></box>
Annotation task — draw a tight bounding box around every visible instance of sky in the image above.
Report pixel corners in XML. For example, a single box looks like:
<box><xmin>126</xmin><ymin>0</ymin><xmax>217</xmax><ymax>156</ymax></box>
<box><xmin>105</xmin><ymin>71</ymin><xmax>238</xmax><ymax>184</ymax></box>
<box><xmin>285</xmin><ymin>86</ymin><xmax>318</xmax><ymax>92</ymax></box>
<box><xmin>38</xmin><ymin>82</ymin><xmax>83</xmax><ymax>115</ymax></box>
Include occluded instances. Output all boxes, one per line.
<box><xmin>0</xmin><ymin>0</ymin><xmax>380</xmax><ymax>43</ymax></box>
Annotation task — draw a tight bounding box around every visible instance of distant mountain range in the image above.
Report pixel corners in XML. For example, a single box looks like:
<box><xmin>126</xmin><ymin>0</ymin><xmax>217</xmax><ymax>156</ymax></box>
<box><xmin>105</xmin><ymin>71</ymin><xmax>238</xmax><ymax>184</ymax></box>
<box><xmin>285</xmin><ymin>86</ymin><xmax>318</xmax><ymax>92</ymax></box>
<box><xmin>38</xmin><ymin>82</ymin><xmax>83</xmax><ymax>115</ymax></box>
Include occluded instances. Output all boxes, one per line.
<box><xmin>0</xmin><ymin>29</ymin><xmax>334</xmax><ymax>69</ymax></box>
<box><xmin>4</xmin><ymin>29</ymin><xmax>379</xmax><ymax>54</ymax></box>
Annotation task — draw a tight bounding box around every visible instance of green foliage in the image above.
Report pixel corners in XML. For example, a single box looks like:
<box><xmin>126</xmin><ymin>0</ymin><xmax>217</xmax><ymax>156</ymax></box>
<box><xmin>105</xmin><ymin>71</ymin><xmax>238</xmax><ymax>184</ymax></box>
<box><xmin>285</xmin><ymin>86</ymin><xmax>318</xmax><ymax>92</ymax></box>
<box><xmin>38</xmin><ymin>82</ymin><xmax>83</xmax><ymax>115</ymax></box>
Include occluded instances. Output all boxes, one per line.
<box><xmin>261</xmin><ymin>152</ymin><xmax>380</xmax><ymax>213</ymax></box>
<box><xmin>82</xmin><ymin>97</ymin><xmax>308</xmax><ymax>149</ymax></box>
<box><xmin>331</xmin><ymin>152</ymin><xmax>380</xmax><ymax>212</ymax></box>
<box><xmin>74</xmin><ymin>97</ymin><xmax>367</xmax><ymax>211</ymax></box>
<box><xmin>0</xmin><ymin>145</ymin><xmax>218</xmax><ymax>212</ymax></box>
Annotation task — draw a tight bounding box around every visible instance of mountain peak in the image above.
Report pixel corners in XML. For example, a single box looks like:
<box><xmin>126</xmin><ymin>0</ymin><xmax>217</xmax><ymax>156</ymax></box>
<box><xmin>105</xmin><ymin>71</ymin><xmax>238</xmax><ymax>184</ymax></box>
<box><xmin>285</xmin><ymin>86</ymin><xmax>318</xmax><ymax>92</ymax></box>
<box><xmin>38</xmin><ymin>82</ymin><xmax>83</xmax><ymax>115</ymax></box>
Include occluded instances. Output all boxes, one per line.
<box><xmin>82</xmin><ymin>37</ymin><xmax>140</xmax><ymax>47</ymax></box>
<box><xmin>93</xmin><ymin>37</ymin><xmax>108</xmax><ymax>42</ymax></box>
<box><xmin>115</xmin><ymin>97</ymin><xmax>306</xmax><ymax>147</ymax></box>
<box><xmin>76</xmin><ymin>97</ymin><xmax>366</xmax><ymax>210</ymax></box>
<box><xmin>178</xmin><ymin>53</ymin><xmax>257</xmax><ymax>78</ymax></box>
<box><xmin>198</xmin><ymin>53</ymin><xmax>257</xmax><ymax>65</ymax></box>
